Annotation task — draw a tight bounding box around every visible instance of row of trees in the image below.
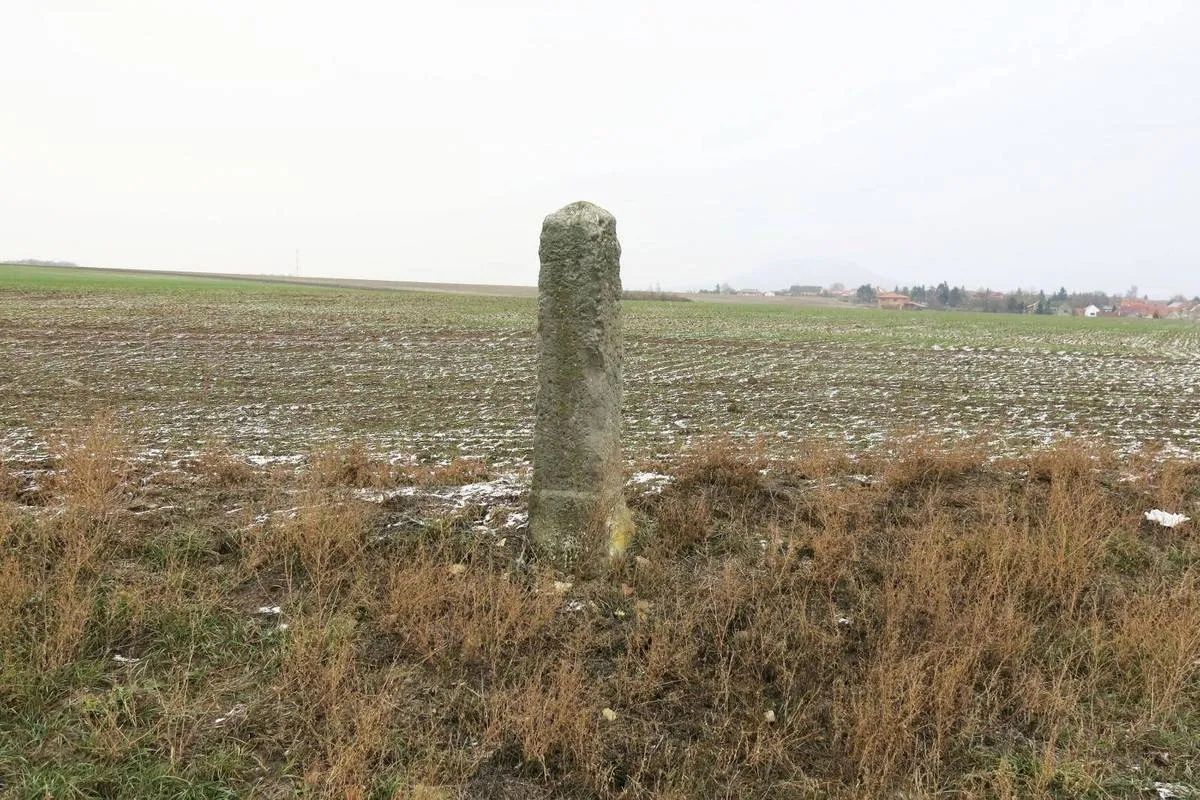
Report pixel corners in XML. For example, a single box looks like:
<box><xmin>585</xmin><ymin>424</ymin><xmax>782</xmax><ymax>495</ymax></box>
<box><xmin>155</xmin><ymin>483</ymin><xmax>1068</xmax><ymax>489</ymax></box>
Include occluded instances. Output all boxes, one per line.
<box><xmin>855</xmin><ymin>282</ymin><xmax>972</xmax><ymax>308</ymax></box>
<box><xmin>853</xmin><ymin>284</ymin><xmax>1198</xmax><ymax>314</ymax></box>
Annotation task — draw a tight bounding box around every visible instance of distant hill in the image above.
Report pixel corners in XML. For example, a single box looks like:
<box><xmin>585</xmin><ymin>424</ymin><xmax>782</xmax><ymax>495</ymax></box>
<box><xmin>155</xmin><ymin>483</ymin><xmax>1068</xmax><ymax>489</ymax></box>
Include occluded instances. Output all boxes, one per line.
<box><xmin>729</xmin><ymin>257</ymin><xmax>899</xmax><ymax>292</ymax></box>
<box><xmin>1</xmin><ymin>259</ymin><xmax>79</xmax><ymax>267</ymax></box>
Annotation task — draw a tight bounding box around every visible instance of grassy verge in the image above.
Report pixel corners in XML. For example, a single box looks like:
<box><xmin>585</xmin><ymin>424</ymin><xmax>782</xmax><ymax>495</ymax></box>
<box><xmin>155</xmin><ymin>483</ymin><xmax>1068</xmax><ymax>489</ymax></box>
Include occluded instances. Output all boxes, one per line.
<box><xmin>2</xmin><ymin>422</ymin><xmax>1197</xmax><ymax>798</ymax></box>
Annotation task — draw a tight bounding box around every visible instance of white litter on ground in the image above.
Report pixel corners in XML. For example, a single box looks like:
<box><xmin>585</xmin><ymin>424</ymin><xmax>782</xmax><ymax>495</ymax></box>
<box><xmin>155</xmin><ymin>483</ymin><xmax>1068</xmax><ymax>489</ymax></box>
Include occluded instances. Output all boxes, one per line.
<box><xmin>1144</xmin><ymin>509</ymin><xmax>1191</xmax><ymax>528</ymax></box>
<box><xmin>213</xmin><ymin>703</ymin><xmax>248</xmax><ymax>727</ymax></box>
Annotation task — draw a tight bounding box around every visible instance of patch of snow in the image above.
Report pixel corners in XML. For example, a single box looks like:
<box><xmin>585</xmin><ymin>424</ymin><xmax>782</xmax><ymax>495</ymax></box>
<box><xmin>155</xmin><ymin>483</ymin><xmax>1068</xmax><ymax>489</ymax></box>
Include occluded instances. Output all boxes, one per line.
<box><xmin>246</xmin><ymin>454</ymin><xmax>305</xmax><ymax>466</ymax></box>
<box><xmin>628</xmin><ymin>472</ymin><xmax>672</xmax><ymax>494</ymax></box>
<box><xmin>352</xmin><ymin>486</ymin><xmax>421</xmax><ymax>503</ymax></box>
<box><xmin>448</xmin><ymin>477</ymin><xmax>523</xmax><ymax>507</ymax></box>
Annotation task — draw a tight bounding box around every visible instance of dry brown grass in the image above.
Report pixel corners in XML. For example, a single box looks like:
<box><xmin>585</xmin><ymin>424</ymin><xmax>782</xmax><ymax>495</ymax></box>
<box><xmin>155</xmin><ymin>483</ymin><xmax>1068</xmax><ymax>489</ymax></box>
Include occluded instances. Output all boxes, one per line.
<box><xmin>9</xmin><ymin>415</ymin><xmax>132</xmax><ymax>671</ymax></box>
<box><xmin>401</xmin><ymin>456</ymin><xmax>494</xmax><ymax>488</ymax></box>
<box><xmin>0</xmin><ymin>451</ymin><xmax>19</xmax><ymax>502</ymax></box>
<box><xmin>309</xmin><ymin>442</ymin><xmax>392</xmax><ymax>489</ymax></box>
<box><xmin>307</xmin><ymin>443</ymin><xmax>493</xmax><ymax>490</ymax></box>
<box><xmin>194</xmin><ymin>446</ymin><xmax>259</xmax><ymax>487</ymax></box>
<box><xmin>2</xmin><ymin>424</ymin><xmax>1199</xmax><ymax>798</ymax></box>
<box><xmin>49</xmin><ymin>411</ymin><xmax>132</xmax><ymax>516</ymax></box>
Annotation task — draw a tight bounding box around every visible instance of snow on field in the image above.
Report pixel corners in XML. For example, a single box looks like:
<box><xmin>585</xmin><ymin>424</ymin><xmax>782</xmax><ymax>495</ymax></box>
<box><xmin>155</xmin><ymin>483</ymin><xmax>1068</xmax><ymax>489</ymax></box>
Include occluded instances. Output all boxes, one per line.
<box><xmin>1</xmin><ymin>291</ymin><xmax>1198</xmax><ymax>466</ymax></box>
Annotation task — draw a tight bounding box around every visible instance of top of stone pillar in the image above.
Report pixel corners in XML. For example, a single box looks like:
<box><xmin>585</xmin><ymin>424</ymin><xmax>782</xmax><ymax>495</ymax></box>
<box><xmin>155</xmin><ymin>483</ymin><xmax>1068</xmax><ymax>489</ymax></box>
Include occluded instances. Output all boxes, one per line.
<box><xmin>539</xmin><ymin>202</ymin><xmax>621</xmax><ymax>262</ymax></box>
<box><xmin>541</xmin><ymin>200</ymin><xmax>616</xmax><ymax>228</ymax></box>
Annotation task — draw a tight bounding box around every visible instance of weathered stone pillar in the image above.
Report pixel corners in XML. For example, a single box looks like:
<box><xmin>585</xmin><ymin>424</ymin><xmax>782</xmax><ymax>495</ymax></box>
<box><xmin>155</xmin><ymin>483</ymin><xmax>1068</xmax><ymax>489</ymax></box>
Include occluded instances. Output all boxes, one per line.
<box><xmin>530</xmin><ymin>201</ymin><xmax>633</xmax><ymax>569</ymax></box>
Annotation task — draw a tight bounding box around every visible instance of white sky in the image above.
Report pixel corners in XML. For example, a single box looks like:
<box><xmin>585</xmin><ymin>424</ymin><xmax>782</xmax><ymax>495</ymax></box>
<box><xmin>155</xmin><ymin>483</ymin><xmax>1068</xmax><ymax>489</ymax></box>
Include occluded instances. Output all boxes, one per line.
<box><xmin>3</xmin><ymin>0</ymin><xmax>1199</xmax><ymax>297</ymax></box>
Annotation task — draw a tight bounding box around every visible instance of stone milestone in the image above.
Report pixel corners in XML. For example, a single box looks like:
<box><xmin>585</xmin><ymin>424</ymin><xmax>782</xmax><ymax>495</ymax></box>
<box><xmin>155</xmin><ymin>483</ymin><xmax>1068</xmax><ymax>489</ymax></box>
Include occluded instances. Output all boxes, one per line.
<box><xmin>529</xmin><ymin>202</ymin><xmax>634</xmax><ymax>569</ymax></box>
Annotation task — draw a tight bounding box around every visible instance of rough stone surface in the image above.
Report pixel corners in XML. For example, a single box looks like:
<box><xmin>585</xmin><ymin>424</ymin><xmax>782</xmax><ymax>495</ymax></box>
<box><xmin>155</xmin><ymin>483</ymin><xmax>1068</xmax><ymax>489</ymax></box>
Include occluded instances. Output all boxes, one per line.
<box><xmin>530</xmin><ymin>201</ymin><xmax>632</xmax><ymax>569</ymax></box>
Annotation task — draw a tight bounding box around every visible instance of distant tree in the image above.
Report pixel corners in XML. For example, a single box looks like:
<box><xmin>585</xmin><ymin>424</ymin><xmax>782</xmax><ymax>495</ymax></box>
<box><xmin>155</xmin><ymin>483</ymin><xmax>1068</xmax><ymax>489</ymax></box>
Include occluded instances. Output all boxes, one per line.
<box><xmin>1068</xmin><ymin>291</ymin><xmax>1111</xmax><ymax>310</ymax></box>
<box><xmin>935</xmin><ymin>282</ymin><xmax>951</xmax><ymax>307</ymax></box>
<box><xmin>1126</xmin><ymin>285</ymin><xmax>1139</xmax><ymax>299</ymax></box>
<box><xmin>948</xmin><ymin>286</ymin><xmax>965</xmax><ymax>307</ymax></box>
<box><xmin>1053</xmin><ymin>286</ymin><xmax>1068</xmax><ymax>303</ymax></box>
<box><xmin>856</xmin><ymin>284</ymin><xmax>877</xmax><ymax>304</ymax></box>
<box><xmin>829</xmin><ymin>282</ymin><xmax>845</xmax><ymax>292</ymax></box>
<box><xmin>980</xmin><ymin>288</ymin><xmax>1005</xmax><ymax>313</ymax></box>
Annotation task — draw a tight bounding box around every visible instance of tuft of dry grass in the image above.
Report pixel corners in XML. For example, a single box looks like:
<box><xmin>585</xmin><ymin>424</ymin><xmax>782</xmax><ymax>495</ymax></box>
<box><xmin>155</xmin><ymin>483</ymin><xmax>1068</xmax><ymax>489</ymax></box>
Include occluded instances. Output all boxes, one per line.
<box><xmin>878</xmin><ymin>435</ymin><xmax>989</xmax><ymax>492</ymax></box>
<box><xmin>49</xmin><ymin>411</ymin><xmax>132</xmax><ymax>516</ymax></box>
<box><xmin>308</xmin><ymin>443</ymin><xmax>494</xmax><ymax>490</ymax></box>
<box><xmin>7</xmin><ymin>415</ymin><xmax>134</xmax><ymax>671</ymax></box>
<box><xmin>194</xmin><ymin>446</ymin><xmax>259</xmax><ymax>487</ymax></box>
<box><xmin>402</xmin><ymin>456</ymin><xmax>494</xmax><ymax>488</ymax></box>
<box><xmin>2</xmin><ymin>422</ymin><xmax>1199</xmax><ymax>797</ymax></box>
<box><xmin>242</xmin><ymin>491</ymin><xmax>374</xmax><ymax>601</ymax></box>
<box><xmin>0</xmin><ymin>451</ymin><xmax>19</xmax><ymax>502</ymax></box>
<box><xmin>309</xmin><ymin>442</ymin><xmax>391</xmax><ymax>489</ymax></box>
<box><xmin>383</xmin><ymin>556</ymin><xmax>562</xmax><ymax>676</ymax></box>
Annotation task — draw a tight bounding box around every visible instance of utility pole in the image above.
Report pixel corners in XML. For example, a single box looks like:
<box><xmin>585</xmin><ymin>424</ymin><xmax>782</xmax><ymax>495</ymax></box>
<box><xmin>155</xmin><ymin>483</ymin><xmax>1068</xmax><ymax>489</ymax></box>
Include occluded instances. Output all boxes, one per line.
<box><xmin>295</xmin><ymin>249</ymin><xmax>300</xmax><ymax>278</ymax></box>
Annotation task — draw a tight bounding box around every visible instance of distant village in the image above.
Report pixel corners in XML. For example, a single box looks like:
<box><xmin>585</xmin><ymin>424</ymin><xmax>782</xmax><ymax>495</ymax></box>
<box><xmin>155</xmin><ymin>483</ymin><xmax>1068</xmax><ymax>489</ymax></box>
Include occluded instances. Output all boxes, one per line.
<box><xmin>699</xmin><ymin>282</ymin><xmax>1200</xmax><ymax>320</ymax></box>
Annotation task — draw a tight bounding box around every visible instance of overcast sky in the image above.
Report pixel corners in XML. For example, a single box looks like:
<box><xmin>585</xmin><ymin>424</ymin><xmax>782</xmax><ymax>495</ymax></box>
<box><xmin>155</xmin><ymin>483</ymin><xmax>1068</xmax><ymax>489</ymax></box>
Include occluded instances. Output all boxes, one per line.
<box><xmin>3</xmin><ymin>1</ymin><xmax>1199</xmax><ymax>297</ymax></box>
